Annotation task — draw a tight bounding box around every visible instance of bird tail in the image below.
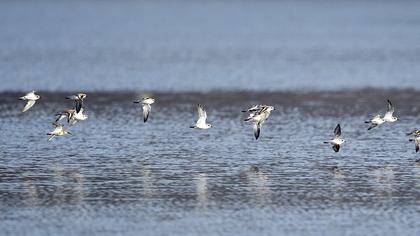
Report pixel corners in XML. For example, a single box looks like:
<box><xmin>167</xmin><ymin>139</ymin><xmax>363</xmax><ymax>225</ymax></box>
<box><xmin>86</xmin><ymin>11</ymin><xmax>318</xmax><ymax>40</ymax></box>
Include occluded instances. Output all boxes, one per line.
<box><xmin>409</xmin><ymin>139</ymin><xmax>415</xmax><ymax>142</ymax></box>
<box><xmin>323</xmin><ymin>141</ymin><xmax>329</xmax><ymax>144</ymax></box>
<box><xmin>190</xmin><ymin>126</ymin><xmax>195</xmax><ymax>128</ymax></box>
<box><xmin>19</xmin><ymin>97</ymin><xmax>25</xmax><ymax>100</ymax></box>
<box><xmin>364</xmin><ymin>121</ymin><xmax>370</xmax><ymax>124</ymax></box>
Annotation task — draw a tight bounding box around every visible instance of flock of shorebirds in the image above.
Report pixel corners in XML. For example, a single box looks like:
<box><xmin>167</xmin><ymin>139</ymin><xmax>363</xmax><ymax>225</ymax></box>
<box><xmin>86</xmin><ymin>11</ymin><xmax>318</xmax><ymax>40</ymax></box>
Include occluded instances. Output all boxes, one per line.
<box><xmin>18</xmin><ymin>90</ymin><xmax>420</xmax><ymax>153</ymax></box>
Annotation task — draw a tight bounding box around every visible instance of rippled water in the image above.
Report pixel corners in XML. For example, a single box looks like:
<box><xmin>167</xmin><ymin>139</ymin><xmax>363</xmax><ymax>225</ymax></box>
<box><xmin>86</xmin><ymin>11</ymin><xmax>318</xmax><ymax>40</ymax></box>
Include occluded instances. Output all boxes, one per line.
<box><xmin>1</xmin><ymin>0</ymin><xmax>420</xmax><ymax>91</ymax></box>
<box><xmin>1</xmin><ymin>90</ymin><xmax>420</xmax><ymax>235</ymax></box>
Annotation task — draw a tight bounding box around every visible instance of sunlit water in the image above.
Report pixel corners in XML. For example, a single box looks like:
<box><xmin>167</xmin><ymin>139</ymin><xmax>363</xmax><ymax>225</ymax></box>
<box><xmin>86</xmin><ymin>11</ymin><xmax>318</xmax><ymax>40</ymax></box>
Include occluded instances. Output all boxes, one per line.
<box><xmin>1</xmin><ymin>90</ymin><xmax>420</xmax><ymax>235</ymax></box>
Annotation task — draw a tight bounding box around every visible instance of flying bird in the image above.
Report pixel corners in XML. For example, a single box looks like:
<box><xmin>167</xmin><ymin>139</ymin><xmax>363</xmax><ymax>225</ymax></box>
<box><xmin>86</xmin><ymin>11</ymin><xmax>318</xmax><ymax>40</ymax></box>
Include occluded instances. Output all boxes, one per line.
<box><xmin>19</xmin><ymin>91</ymin><xmax>40</xmax><ymax>112</ymax></box>
<box><xmin>134</xmin><ymin>97</ymin><xmax>155</xmax><ymax>123</ymax></box>
<box><xmin>47</xmin><ymin>122</ymin><xmax>70</xmax><ymax>141</ymax></box>
<box><xmin>383</xmin><ymin>100</ymin><xmax>398</xmax><ymax>123</ymax></box>
<box><xmin>66</xmin><ymin>93</ymin><xmax>87</xmax><ymax>113</ymax></box>
<box><xmin>324</xmin><ymin>124</ymin><xmax>345</xmax><ymax>152</ymax></box>
<box><xmin>190</xmin><ymin>104</ymin><xmax>212</xmax><ymax>129</ymax></box>
<box><xmin>244</xmin><ymin>105</ymin><xmax>274</xmax><ymax>140</ymax></box>
<box><xmin>365</xmin><ymin>115</ymin><xmax>385</xmax><ymax>130</ymax></box>
<box><xmin>365</xmin><ymin>100</ymin><xmax>397</xmax><ymax>130</ymax></box>
<box><xmin>55</xmin><ymin>108</ymin><xmax>88</xmax><ymax>125</ymax></box>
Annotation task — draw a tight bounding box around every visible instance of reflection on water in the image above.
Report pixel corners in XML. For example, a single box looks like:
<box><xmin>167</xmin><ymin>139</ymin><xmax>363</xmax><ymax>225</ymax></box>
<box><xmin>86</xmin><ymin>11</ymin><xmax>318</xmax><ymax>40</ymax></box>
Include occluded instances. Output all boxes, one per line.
<box><xmin>1</xmin><ymin>90</ymin><xmax>420</xmax><ymax>235</ymax></box>
<box><xmin>195</xmin><ymin>173</ymin><xmax>208</xmax><ymax>208</ymax></box>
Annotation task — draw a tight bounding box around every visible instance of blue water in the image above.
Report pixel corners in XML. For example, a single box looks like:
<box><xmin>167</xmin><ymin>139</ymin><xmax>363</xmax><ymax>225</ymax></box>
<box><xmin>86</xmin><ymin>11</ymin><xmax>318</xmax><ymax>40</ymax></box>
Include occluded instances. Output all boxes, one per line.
<box><xmin>1</xmin><ymin>90</ymin><xmax>420</xmax><ymax>235</ymax></box>
<box><xmin>0</xmin><ymin>0</ymin><xmax>419</xmax><ymax>91</ymax></box>
<box><xmin>1</xmin><ymin>0</ymin><xmax>420</xmax><ymax>235</ymax></box>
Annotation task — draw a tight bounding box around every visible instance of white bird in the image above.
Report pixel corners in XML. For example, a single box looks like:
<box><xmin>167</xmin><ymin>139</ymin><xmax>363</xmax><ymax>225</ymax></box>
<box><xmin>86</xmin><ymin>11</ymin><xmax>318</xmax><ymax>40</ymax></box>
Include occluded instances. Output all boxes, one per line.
<box><xmin>383</xmin><ymin>99</ymin><xmax>398</xmax><ymax>123</ymax></box>
<box><xmin>19</xmin><ymin>91</ymin><xmax>40</xmax><ymax>112</ymax></box>
<box><xmin>409</xmin><ymin>136</ymin><xmax>420</xmax><ymax>153</ymax></box>
<box><xmin>365</xmin><ymin>114</ymin><xmax>385</xmax><ymax>130</ymax></box>
<box><xmin>244</xmin><ymin>105</ymin><xmax>275</xmax><ymax>140</ymax></box>
<box><xmin>47</xmin><ymin>122</ymin><xmax>70</xmax><ymax>141</ymax></box>
<box><xmin>134</xmin><ymin>97</ymin><xmax>155</xmax><ymax>123</ymax></box>
<box><xmin>190</xmin><ymin>104</ymin><xmax>212</xmax><ymax>129</ymax></box>
<box><xmin>324</xmin><ymin>124</ymin><xmax>345</xmax><ymax>153</ymax></box>
<box><xmin>66</xmin><ymin>93</ymin><xmax>87</xmax><ymax>113</ymax></box>
<box><xmin>56</xmin><ymin>108</ymin><xmax>88</xmax><ymax>125</ymax></box>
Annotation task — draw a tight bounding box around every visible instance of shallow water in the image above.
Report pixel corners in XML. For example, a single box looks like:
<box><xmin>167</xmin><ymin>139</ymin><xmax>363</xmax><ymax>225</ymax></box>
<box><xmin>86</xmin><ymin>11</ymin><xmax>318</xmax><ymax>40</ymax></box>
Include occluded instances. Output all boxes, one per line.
<box><xmin>1</xmin><ymin>90</ymin><xmax>420</xmax><ymax>235</ymax></box>
<box><xmin>1</xmin><ymin>0</ymin><xmax>420</xmax><ymax>91</ymax></box>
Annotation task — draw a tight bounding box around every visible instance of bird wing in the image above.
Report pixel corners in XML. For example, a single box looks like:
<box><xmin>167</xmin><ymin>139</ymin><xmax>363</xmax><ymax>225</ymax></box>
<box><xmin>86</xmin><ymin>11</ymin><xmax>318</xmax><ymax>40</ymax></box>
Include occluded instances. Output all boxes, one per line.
<box><xmin>66</xmin><ymin>95</ymin><xmax>79</xmax><ymax>100</ymax></box>
<box><xmin>142</xmin><ymin>104</ymin><xmax>151</xmax><ymax>122</ymax></box>
<box><xmin>253</xmin><ymin>122</ymin><xmax>261</xmax><ymax>140</ymax></box>
<box><xmin>332</xmin><ymin>145</ymin><xmax>340</xmax><ymax>152</ymax></box>
<box><xmin>75</xmin><ymin>100</ymin><xmax>83</xmax><ymax>113</ymax></box>
<box><xmin>387</xmin><ymin>100</ymin><xmax>394</xmax><ymax>114</ymax></box>
<box><xmin>243</xmin><ymin>105</ymin><xmax>260</xmax><ymax>112</ymax></box>
<box><xmin>197</xmin><ymin>104</ymin><xmax>207</xmax><ymax>125</ymax></box>
<box><xmin>334</xmin><ymin>124</ymin><xmax>341</xmax><ymax>137</ymax></box>
<box><xmin>22</xmin><ymin>100</ymin><xmax>36</xmax><ymax>112</ymax></box>
<box><xmin>416</xmin><ymin>138</ymin><xmax>420</xmax><ymax>153</ymax></box>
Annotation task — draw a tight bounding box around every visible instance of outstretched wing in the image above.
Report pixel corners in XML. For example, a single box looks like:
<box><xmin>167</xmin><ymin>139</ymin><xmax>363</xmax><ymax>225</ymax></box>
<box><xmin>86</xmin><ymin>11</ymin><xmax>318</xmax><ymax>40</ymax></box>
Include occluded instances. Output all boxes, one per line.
<box><xmin>22</xmin><ymin>100</ymin><xmax>36</xmax><ymax>112</ymax></box>
<box><xmin>253</xmin><ymin>122</ymin><xmax>261</xmax><ymax>140</ymax></box>
<box><xmin>75</xmin><ymin>100</ymin><xmax>83</xmax><ymax>113</ymax></box>
<box><xmin>334</xmin><ymin>124</ymin><xmax>341</xmax><ymax>137</ymax></box>
<box><xmin>387</xmin><ymin>100</ymin><xmax>394</xmax><ymax>114</ymax></box>
<box><xmin>197</xmin><ymin>104</ymin><xmax>207</xmax><ymax>125</ymax></box>
<box><xmin>416</xmin><ymin>139</ymin><xmax>420</xmax><ymax>153</ymax></box>
<box><xmin>332</xmin><ymin>145</ymin><xmax>340</xmax><ymax>152</ymax></box>
<box><xmin>242</xmin><ymin>105</ymin><xmax>260</xmax><ymax>113</ymax></box>
<box><xmin>66</xmin><ymin>95</ymin><xmax>79</xmax><ymax>100</ymax></box>
<box><xmin>142</xmin><ymin>104</ymin><xmax>151</xmax><ymax>123</ymax></box>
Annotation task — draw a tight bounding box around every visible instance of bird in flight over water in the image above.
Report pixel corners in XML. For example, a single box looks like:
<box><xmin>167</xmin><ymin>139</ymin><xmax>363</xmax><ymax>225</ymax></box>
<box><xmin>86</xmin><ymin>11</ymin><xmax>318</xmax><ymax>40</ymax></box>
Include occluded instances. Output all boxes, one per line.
<box><xmin>19</xmin><ymin>91</ymin><xmax>40</xmax><ymax>112</ymax></box>
<box><xmin>190</xmin><ymin>104</ymin><xmax>212</xmax><ymax>129</ymax></box>
<box><xmin>134</xmin><ymin>97</ymin><xmax>155</xmax><ymax>123</ymax></box>
<box><xmin>324</xmin><ymin>124</ymin><xmax>345</xmax><ymax>152</ymax></box>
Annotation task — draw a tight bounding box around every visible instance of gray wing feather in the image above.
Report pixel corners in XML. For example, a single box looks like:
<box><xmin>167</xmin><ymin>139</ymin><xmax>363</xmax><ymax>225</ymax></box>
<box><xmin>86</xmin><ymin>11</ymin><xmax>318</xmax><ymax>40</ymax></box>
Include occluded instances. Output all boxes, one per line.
<box><xmin>253</xmin><ymin>123</ymin><xmax>261</xmax><ymax>140</ymax></box>
<box><xmin>142</xmin><ymin>104</ymin><xmax>151</xmax><ymax>122</ymax></box>
<box><xmin>22</xmin><ymin>100</ymin><xmax>36</xmax><ymax>112</ymax></box>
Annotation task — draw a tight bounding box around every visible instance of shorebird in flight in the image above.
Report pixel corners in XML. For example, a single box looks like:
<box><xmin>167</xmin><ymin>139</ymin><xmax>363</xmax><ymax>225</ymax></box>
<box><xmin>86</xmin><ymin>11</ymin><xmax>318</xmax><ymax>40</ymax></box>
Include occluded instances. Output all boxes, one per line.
<box><xmin>383</xmin><ymin>100</ymin><xmax>398</xmax><ymax>123</ymax></box>
<box><xmin>134</xmin><ymin>97</ymin><xmax>155</xmax><ymax>123</ymax></box>
<box><xmin>66</xmin><ymin>93</ymin><xmax>86</xmax><ymax>113</ymax></box>
<box><xmin>365</xmin><ymin>100</ymin><xmax>397</xmax><ymax>130</ymax></box>
<box><xmin>324</xmin><ymin>124</ymin><xmax>345</xmax><ymax>152</ymax></box>
<box><xmin>244</xmin><ymin>105</ymin><xmax>274</xmax><ymax>140</ymax></box>
<box><xmin>190</xmin><ymin>104</ymin><xmax>212</xmax><ymax>129</ymax></box>
<box><xmin>19</xmin><ymin>91</ymin><xmax>40</xmax><ymax>112</ymax></box>
<box><xmin>55</xmin><ymin>108</ymin><xmax>88</xmax><ymax>125</ymax></box>
<box><xmin>365</xmin><ymin>115</ymin><xmax>385</xmax><ymax>130</ymax></box>
<box><xmin>47</xmin><ymin>122</ymin><xmax>70</xmax><ymax>141</ymax></box>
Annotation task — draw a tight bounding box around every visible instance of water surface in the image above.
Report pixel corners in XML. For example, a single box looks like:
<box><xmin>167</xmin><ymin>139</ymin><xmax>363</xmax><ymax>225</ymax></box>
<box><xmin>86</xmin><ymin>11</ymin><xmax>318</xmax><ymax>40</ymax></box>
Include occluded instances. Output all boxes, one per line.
<box><xmin>1</xmin><ymin>90</ymin><xmax>420</xmax><ymax>235</ymax></box>
<box><xmin>0</xmin><ymin>0</ymin><xmax>420</xmax><ymax>91</ymax></box>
